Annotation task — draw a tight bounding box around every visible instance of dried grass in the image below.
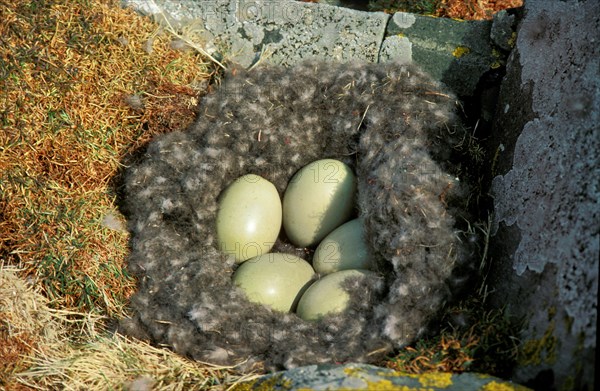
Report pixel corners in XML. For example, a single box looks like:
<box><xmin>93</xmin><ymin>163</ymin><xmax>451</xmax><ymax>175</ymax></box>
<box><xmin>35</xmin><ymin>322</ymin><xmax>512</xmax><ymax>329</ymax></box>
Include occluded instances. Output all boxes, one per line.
<box><xmin>1</xmin><ymin>265</ymin><xmax>56</xmax><ymax>389</ymax></box>
<box><xmin>369</xmin><ymin>0</ymin><xmax>523</xmax><ymax>20</ymax></box>
<box><xmin>0</xmin><ymin>0</ymin><xmax>212</xmax><ymax>316</ymax></box>
<box><xmin>1</xmin><ymin>265</ymin><xmax>259</xmax><ymax>390</ymax></box>
<box><xmin>0</xmin><ymin>0</ymin><xmax>247</xmax><ymax>388</ymax></box>
<box><xmin>436</xmin><ymin>0</ymin><xmax>524</xmax><ymax>20</ymax></box>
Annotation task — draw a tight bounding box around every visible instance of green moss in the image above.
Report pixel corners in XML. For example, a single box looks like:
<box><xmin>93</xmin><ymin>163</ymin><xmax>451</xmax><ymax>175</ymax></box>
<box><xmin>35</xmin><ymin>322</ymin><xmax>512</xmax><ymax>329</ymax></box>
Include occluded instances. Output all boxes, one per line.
<box><xmin>519</xmin><ymin>306</ymin><xmax>559</xmax><ymax>366</ymax></box>
<box><xmin>490</xmin><ymin>48</ymin><xmax>505</xmax><ymax>69</ymax></box>
<box><xmin>547</xmin><ymin>306</ymin><xmax>557</xmax><ymax>320</ymax></box>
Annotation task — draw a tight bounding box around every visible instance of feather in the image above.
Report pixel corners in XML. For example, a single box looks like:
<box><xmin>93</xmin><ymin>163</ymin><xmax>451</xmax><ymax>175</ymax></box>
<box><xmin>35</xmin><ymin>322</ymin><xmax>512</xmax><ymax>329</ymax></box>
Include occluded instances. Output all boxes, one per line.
<box><xmin>120</xmin><ymin>60</ymin><xmax>474</xmax><ymax>370</ymax></box>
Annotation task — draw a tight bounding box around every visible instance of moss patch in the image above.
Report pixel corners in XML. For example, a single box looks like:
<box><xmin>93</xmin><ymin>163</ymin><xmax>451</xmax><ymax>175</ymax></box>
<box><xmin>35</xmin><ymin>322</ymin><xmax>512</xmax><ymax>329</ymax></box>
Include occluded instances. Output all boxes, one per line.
<box><xmin>1</xmin><ymin>0</ymin><xmax>214</xmax><ymax>318</ymax></box>
<box><xmin>0</xmin><ymin>0</ymin><xmax>235</xmax><ymax>388</ymax></box>
<box><xmin>385</xmin><ymin>294</ymin><xmax>522</xmax><ymax>377</ymax></box>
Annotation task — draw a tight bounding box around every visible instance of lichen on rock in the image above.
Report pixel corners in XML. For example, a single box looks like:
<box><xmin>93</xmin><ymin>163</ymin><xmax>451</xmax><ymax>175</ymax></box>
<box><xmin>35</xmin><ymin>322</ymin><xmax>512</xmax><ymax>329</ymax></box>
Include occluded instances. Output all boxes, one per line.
<box><xmin>487</xmin><ymin>0</ymin><xmax>598</xmax><ymax>388</ymax></box>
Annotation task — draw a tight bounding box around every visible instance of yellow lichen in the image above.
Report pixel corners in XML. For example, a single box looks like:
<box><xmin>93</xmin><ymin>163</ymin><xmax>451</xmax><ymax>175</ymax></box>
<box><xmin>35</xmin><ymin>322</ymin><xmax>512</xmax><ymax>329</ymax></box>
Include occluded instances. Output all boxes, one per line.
<box><xmin>452</xmin><ymin>46</ymin><xmax>471</xmax><ymax>58</ymax></box>
<box><xmin>490</xmin><ymin>48</ymin><xmax>505</xmax><ymax>69</ymax></box>
<box><xmin>519</xmin><ymin>320</ymin><xmax>558</xmax><ymax>366</ymax></box>
<box><xmin>417</xmin><ymin>372</ymin><xmax>453</xmax><ymax>388</ymax></box>
<box><xmin>508</xmin><ymin>32</ymin><xmax>517</xmax><ymax>48</ymax></box>
<box><xmin>342</xmin><ymin>367</ymin><xmax>435</xmax><ymax>390</ymax></box>
<box><xmin>365</xmin><ymin>379</ymin><xmax>404</xmax><ymax>390</ymax></box>
<box><xmin>402</xmin><ymin>372</ymin><xmax>453</xmax><ymax>388</ymax></box>
<box><xmin>481</xmin><ymin>380</ymin><xmax>532</xmax><ymax>391</ymax></box>
<box><xmin>343</xmin><ymin>366</ymin><xmax>362</xmax><ymax>377</ymax></box>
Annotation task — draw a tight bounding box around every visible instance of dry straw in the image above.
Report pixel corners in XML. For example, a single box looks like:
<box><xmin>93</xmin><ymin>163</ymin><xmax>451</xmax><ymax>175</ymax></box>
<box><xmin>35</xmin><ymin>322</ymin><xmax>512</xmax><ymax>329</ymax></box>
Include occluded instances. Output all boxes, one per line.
<box><xmin>0</xmin><ymin>0</ymin><xmax>246</xmax><ymax>388</ymax></box>
<box><xmin>0</xmin><ymin>0</ymin><xmax>212</xmax><ymax>315</ymax></box>
<box><xmin>1</xmin><ymin>264</ymin><xmax>257</xmax><ymax>390</ymax></box>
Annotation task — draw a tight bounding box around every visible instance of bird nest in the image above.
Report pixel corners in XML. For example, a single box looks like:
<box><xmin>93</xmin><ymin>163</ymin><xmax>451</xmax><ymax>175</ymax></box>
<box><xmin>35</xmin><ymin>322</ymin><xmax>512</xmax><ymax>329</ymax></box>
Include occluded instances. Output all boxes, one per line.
<box><xmin>120</xmin><ymin>60</ymin><xmax>474</xmax><ymax>370</ymax></box>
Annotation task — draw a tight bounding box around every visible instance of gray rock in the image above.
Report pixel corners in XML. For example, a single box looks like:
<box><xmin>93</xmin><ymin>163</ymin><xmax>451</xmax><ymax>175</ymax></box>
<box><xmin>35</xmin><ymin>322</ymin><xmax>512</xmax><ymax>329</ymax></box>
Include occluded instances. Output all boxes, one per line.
<box><xmin>486</xmin><ymin>0</ymin><xmax>598</xmax><ymax>390</ymax></box>
<box><xmin>244</xmin><ymin>363</ymin><xmax>532</xmax><ymax>390</ymax></box>
<box><xmin>381</xmin><ymin>12</ymin><xmax>499</xmax><ymax>96</ymax></box>
<box><xmin>122</xmin><ymin>0</ymin><xmax>389</xmax><ymax>68</ymax></box>
<box><xmin>491</xmin><ymin>10</ymin><xmax>516</xmax><ymax>52</ymax></box>
<box><xmin>122</xmin><ymin>1</ymin><xmax>512</xmax><ymax>97</ymax></box>
<box><xmin>378</xmin><ymin>33</ymin><xmax>412</xmax><ymax>65</ymax></box>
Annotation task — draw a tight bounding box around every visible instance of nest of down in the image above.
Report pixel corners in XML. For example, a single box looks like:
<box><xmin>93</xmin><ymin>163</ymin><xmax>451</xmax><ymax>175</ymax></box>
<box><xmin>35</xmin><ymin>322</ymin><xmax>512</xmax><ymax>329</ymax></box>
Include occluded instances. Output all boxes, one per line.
<box><xmin>119</xmin><ymin>60</ymin><xmax>476</xmax><ymax>370</ymax></box>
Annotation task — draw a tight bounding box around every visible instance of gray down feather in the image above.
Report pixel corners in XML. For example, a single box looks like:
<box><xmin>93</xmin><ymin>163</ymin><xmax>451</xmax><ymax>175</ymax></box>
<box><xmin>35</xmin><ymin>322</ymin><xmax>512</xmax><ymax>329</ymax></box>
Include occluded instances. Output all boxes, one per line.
<box><xmin>120</xmin><ymin>60</ymin><xmax>475</xmax><ymax>370</ymax></box>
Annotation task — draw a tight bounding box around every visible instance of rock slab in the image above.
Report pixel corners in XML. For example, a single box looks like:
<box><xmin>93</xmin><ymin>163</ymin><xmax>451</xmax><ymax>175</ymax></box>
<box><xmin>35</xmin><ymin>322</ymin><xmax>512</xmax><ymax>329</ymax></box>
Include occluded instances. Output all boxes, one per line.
<box><xmin>381</xmin><ymin>11</ymin><xmax>502</xmax><ymax>96</ymax></box>
<box><xmin>487</xmin><ymin>0</ymin><xmax>598</xmax><ymax>390</ymax></box>
<box><xmin>121</xmin><ymin>0</ymin><xmax>516</xmax><ymax>96</ymax></box>
<box><xmin>238</xmin><ymin>363</ymin><xmax>532</xmax><ymax>390</ymax></box>
<box><xmin>122</xmin><ymin>0</ymin><xmax>388</xmax><ymax>68</ymax></box>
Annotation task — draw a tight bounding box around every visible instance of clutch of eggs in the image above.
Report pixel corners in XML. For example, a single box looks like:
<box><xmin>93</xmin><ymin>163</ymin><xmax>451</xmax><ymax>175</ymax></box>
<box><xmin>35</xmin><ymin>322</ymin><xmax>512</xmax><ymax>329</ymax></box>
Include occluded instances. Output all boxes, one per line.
<box><xmin>217</xmin><ymin>159</ymin><xmax>376</xmax><ymax>320</ymax></box>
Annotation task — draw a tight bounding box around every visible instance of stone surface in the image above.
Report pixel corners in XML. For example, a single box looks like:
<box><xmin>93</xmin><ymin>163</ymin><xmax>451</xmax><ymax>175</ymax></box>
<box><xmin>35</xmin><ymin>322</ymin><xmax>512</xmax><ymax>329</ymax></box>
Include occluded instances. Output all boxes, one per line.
<box><xmin>378</xmin><ymin>33</ymin><xmax>412</xmax><ymax>64</ymax></box>
<box><xmin>486</xmin><ymin>0</ymin><xmax>598</xmax><ymax>390</ymax></box>
<box><xmin>490</xmin><ymin>10</ymin><xmax>516</xmax><ymax>52</ymax></box>
<box><xmin>242</xmin><ymin>363</ymin><xmax>532</xmax><ymax>390</ymax></box>
<box><xmin>381</xmin><ymin>12</ymin><xmax>503</xmax><ymax>96</ymax></box>
<box><xmin>122</xmin><ymin>0</ymin><xmax>514</xmax><ymax>97</ymax></box>
<box><xmin>122</xmin><ymin>0</ymin><xmax>389</xmax><ymax>68</ymax></box>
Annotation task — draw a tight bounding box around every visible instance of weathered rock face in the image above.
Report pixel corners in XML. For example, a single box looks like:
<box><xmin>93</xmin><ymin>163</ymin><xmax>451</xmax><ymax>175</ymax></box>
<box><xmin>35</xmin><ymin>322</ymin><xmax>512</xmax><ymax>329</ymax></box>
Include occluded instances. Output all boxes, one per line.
<box><xmin>122</xmin><ymin>0</ymin><xmax>516</xmax><ymax>97</ymax></box>
<box><xmin>123</xmin><ymin>0</ymin><xmax>389</xmax><ymax>67</ymax></box>
<box><xmin>486</xmin><ymin>1</ymin><xmax>598</xmax><ymax>390</ymax></box>
<box><xmin>244</xmin><ymin>363</ymin><xmax>533</xmax><ymax>390</ymax></box>
<box><xmin>381</xmin><ymin>11</ymin><xmax>506</xmax><ymax>97</ymax></box>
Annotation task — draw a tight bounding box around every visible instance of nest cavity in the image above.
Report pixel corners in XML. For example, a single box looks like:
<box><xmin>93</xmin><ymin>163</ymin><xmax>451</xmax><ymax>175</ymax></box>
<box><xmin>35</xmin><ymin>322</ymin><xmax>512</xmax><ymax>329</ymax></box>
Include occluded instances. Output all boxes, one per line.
<box><xmin>120</xmin><ymin>60</ymin><xmax>474</xmax><ymax>370</ymax></box>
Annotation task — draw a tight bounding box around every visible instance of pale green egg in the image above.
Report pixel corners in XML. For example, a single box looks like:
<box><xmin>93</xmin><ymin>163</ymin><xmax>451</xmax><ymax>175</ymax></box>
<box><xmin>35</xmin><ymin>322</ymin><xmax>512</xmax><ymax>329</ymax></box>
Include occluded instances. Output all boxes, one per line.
<box><xmin>312</xmin><ymin>218</ymin><xmax>373</xmax><ymax>274</ymax></box>
<box><xmin>283</xmin><ymin>159</ymin><xmax>356</xmax><ymax>248</ymax></box>
<box><xmin>296</xmin><ymin>269</ymin><xmax>375</xmax><ymax>321</ymax></box>
<box><xmin>232</xmin><ymin>253</ymin><xmax>315</xmax><ymax>312</ymax></box>
<box><xmin>216</xmin><ymin>174</ymin><xmax>282</xmax><ymax>263</ymax></box>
